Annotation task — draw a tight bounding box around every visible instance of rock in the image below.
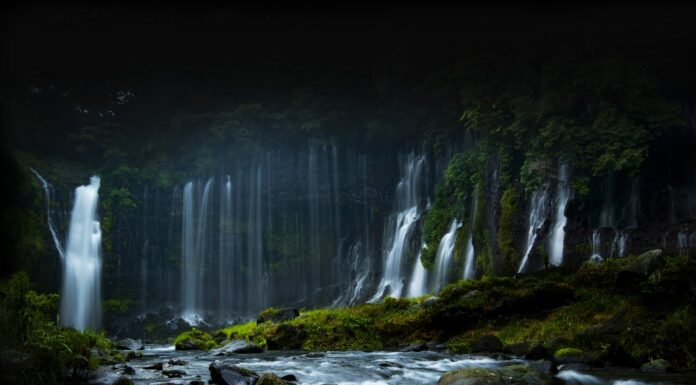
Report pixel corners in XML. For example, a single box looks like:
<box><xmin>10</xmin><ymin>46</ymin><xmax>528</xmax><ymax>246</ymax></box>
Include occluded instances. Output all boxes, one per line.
<box><xmin>641</xmin><ymin>358</ymin><xmax>674</xmax><ymax>373</ymax></box>
<box><xmin>280</xmin><ymin>374</ymin><xmax>298</xmax><ymax>382</ymax></box>
<box><xmin>525</xmin><ymin>341</ymin><xmax>549</xmax><ymax>360</ymax></box>
<box><xmin>168</xmin><ymin>358</ymin><xmax>188</xmax><ymax>365</ymax></box>
<box><xmin>209</xmin><ymin>361</ymin><xmax>259</xmax><ymax>385</ymax></box>
<box><xmin>163</xmin><ymin>369</ymin><xmax>187</xmax><ymax>378</ymax></box>
<box><xmin>505</xmin><ymin>342</ymin><xmax>530</xmax><ymax>355</ymax></box>
<box><xmin>144</xmin><ymin>362</ymin><xmax>163</xmax><ymax>370</ymax></box>
<box><xmin>400</xmin><ymin>343</ymin><xmax>428</xmax><ymax>352</ymax></box>
<box><xmin>116</xmin><ymin>338</ymin><xmax>144</xmax><ymax>351</ymax></box>
<box><xmin>175</xmin><ymin>340</ymin><xmax>198</xmax><ymax>350</ymax></box>
<box><xmin>267</xmin><ymin>324</ymin><xmax>307</xmax><ymax>350</ymax></box>
<box><xmin>257</xmin><ymin>308</ymin><xmax>300</xmax><ymax>324</ymax></box>
<box><xmin>378</xmin><ymin>361</ymin><xmax>404</xmax><ymax>368</ymax></box>
<box><xmin>112</xmin><ymin>377</ymin><xmax>135</xmax><ymax>385</ymax></box>
<box><xmin>422</xmin><ymin>296</ymin><xmax>440</xmax><ymax>307</ymax></box>
<box><xmin>211</xmin><ymin>340</ymin><xmax>263</xmax><ymax>355</ymax></box>
<box><xmin>122</xmin><ymin>364</ymin><xmax>135</xmax><ymax>375</ymax></box>
<box><xmin>553</xmin><ymin>348</ymin><xmax>602</xmax><ymax>367</ymax></box>
<box><xmin>471</xmin><ymin>335</ymin><xmax>503</xmax><ymax>353</ymax></box>
<box><xmin>525</xmin><ymin>359</ymin><xmax>556</xmax><ymax>375</ymax></box>
<box><xmin>304</xmin><ymin>352</ymin><xmax>325</xmax><ymax>358</ymax></box>
<box><xmin>427</xmin><ymin>341</ymin><xmax>449</xmax><ymax>351</ymax></box>
<box><xmin>617</xmin><ymin>249</ymin><xmax>664</xmax><ymax>285</ymax></box>
<box><xmin>189</xmin><ymin>381</ymin><xmax>205</xmax><ymax>385</ymax></box>
<box><xmin>437</xmin><ymin>365</ymin><xmax>560</xmax><ymax>385</ymax></box>
<box><xmin>256</xmin><ymin>373</ymin><xmax>294</xmax><ymax>385</ymax></box>
<box><xmin>545</xmin><ymin>337</ymin><xmax>572</xmax><ymax>353</ymax></box>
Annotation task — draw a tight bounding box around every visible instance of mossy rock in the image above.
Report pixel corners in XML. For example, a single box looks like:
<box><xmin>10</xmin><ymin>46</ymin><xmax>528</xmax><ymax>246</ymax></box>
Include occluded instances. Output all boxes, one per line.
<box><xmin>174</xmin><ymin>328</ymin><xmax>217</xmax><ymax>350</ymax></box>
<box><xmin>438</xmin><ymin>365</ymin><xmax>559</xmax><ymax>385</ymax></box>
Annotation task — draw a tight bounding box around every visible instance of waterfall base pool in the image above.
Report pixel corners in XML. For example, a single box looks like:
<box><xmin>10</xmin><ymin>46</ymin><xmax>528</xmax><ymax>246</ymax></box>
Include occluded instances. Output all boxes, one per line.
<box><xmin>93</xmin><ymin>346</ymin><xmax>696</xmax><ymax>385</ymax></box>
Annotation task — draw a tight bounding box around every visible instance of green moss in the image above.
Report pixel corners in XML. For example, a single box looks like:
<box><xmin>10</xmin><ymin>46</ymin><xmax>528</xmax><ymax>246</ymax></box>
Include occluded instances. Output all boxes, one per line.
<box><xmin>174</xmin><ymin>328</ymin><xmax>217</xmax><ymax>350</ymax></box>
<box><xmin>498</xmin><ymin>186</ymin><xmax>520</xmax><ymax>275</ymax></box>
<box><xmin>259</xmin><ymin>307</ymin><xmax>281</xmax><ymax>321</ymax></box>
<box><xmin>555</xmin><ymin>347</ymin><xmax>583</xmax><ymax>358</ymax></box>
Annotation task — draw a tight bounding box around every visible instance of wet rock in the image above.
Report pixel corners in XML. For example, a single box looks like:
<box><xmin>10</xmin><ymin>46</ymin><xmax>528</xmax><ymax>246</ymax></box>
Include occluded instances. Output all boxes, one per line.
<box><xmin>641</xmin><ymin>358</ymin><xmax>674</xmax><ymax>373</ymax></box>
<box><xmin>280</xmin><ymin>374</ymin><xmax>298</xmax><ymax>382</ymax></box>
<box><xmin>209</xmin><ymin>360</ymin><xmax>259</xmax><ymax>385</ymax></box>
<box><xmin>163</xmin><ymin>369</ymin><xmax>187</xmax><ymax>378</ymax></box>
<box><xmin>427</xmin><ymin>341</ymin><xmax>449</xmax><ymax>351</ymax></box>
<box><xmin>617</xmin><ymin>249</ymin><xmax>664</xmax><ymax>286</ymax></box>
<box><xmin>112</xmin><ymin>377</ymin><xmax>135</xmax><ymax>385</ymax></box>
<box><xmin>144</xmin><ymin>362</ymin><xmax>164</xmax><ymax>370</ymax></box>
<box><xmin>378</xmin><ymin>361</ymin><xmax>404</xmax><ymax>368</ymax></box>
<box><xmin>525</xmin><ymin>341</ymin><xmax>549</xmax><ymax>360</ymax></box>
<box><xmin>471</xmin><ymin>335</ymin><xmax>503</xmax><ymax>353</ymax></box>
<box><xmin>257</xmin><ymin>308</ymin><xmax>300</xmax><ymax>324</ymax></box>
<box><xmin>304</xmin><ymin>352</ymin><xmax>325</xmax><ymax>358</ymax></box>
<box><xmin>256</xmin><ymin>373</ymin><xmax>294</xmax><ymax>385</ymax></box>
<box><xmin>168</xmin><ymin>358</ymin><xmax>188</xmax><ymax>365</ymax></box>
<box><xmin>553</xmin><ymin>348</ymin><xmax>602</xmax><ymax>367</ymax></box>
<box><xmin>175</xmin><ymin>340</ymin><xmax>198</xmax><ymax>350</ymax></box>
<box><xmin>189</xmin><ymin>380</ymin><xmax>206</xmax><ymax>385</ymax></box>
<box><xmin>400</xmin><ymin>343</ymin><xmax>428</xmax><ymax>352</ymax></box>
<box><xmin>117</xmin><ymin>338</ymin><xmax>144</xmax><ymax>351</ymax></box>
<box><xmin>267</xmin><ymin>324</ymin><xmax>307</xmax><ymax>350</ymax></box>
<box><xmin>211</xmin><ymin>340</ymin><xmax>263</xmax><ymax>355</ymax></box>
<box><xmin>122</xmin><ymin>364</ymin><xmax>135</xmax><ymax>375</ymax></box>
<box><xmin>437</xmin><ymin>365</ymin><xmax>560</xmax><ymax>385</ymax></box>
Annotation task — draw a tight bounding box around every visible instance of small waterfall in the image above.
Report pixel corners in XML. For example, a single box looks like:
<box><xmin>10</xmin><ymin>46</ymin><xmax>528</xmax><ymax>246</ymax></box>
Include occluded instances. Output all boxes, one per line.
<box><xmin>406</xmin><ymin>245</ymin><xmax>427</xmax><ymax>297</ymax></box>
<box><xmin>370</xmin><ymin>154</ymin><xmax>425</xmax><ymax>301</ymax></box>
<box><xmin>590</xmin><ymin>229</ymin><xmax>603</xmax><ymax>262</ymax></box>
<box><xmin>219</xmin><ymin>175</ymin><xmax>233</xmax><ymax>314</ymax></box>
<box><xmin>617</xmin><ymin>231</ymin><xmax>628</xmax><ymax>258</ymax></box>
<box><xmin>247</xmin><ymin>165</ymin><xmax>264</xmax><ymax>313</ymax></box>
<box><xmin>678</xmin><ymin>231</ymin><xmax>688</xmax><ymax>255</ymax></box>
<box><xmin>30</xmin><ymin>168</ymin><xmax>65</xmax><ymax>260</ymax></box>
<box><xmin>517</xmin><ymin>188</ymin><xmax>550</xmax><ymax>273</ymax></box>
<box><xmin>548</xmin><ymin>163</ymin><xmax>572</xmax><ymax>266</ymax></box>
<box><xmin>432</xmin><ymin>219</ymin><xmax>460</xmax><ymax>292</ymax></box>
<box><xmin>463</xmin><ymin>191</ymin><xmax>478</xmax><ymax>280</ymax></box>
<box><xmin>61</xmin><ymin>176</ymin><xmax>102</xmax><ymax>331</ymax></box>
<box><xmin>334</xmin><ymin>241</ymin><xmax>371</xmax><ymax>306</ymax></box>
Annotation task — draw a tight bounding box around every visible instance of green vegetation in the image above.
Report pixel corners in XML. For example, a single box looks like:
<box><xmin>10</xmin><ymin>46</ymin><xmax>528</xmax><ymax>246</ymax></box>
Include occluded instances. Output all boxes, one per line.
<box><xmin>174</xmin><ymin>327</ymin><xmax>217</xmax><ymax>350</ymax></box>
<box><xmin>0</xmin><ymin>272</ymin><xmax>114</xmax><ymax>385</ymax></box>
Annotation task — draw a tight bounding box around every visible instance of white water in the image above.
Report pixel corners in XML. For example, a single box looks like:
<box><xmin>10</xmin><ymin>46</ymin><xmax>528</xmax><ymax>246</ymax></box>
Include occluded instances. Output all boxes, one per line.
<box><xmin>370</xmin><ymin>154</ymin><xmax>425</xmax><ymax>301</ymax></box>
<box><xmin>463</xmin><ymin>191</ymin><xmax>478</xmax><ymax>280</ymax></box>
<box><xmin>406</xmin><ymin>245</ymin><xmax>427</xmax><ymax>297</ymax></box>
<box><xmin>61</xmin><ymin>176</ymin><xmax>102</xmax><ymax>331</ymax></box>
<box><xmin>590</xmin><ymin>229</ymin><xmax>603</xmax><ymax>262</ymax></box>
<box><xmin>548</xmin><ymin>163</ymin><xmax>572</xmax><ymax>266</ymax></box>
<box><xmin>30</xmin><ymin>168</ymin><xmax>66</xmax><ymax>260</ymax></box>
<box><xmin>518</xmin><ymin>188</ymin><xmax>550</xmax><ymax>273</ymax></box>
<box><xmin>432</xmin><ymin>219</ymin><xmax>460</xmax><ymax>292</ymax></box>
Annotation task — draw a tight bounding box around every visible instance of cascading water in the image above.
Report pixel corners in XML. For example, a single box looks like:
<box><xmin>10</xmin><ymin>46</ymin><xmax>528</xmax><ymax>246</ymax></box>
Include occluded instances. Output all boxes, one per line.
<box><xmin>463</xmin><ymin>191</ymin><xmax>479</xmax><ymax>280</ymax></box>
<box><xmin>548</xmin><ymin>163</ymin><xmax>572</xmax><ymax>266</ymax></box>
<box><xmin>517</xmin><ymin>188</ymin><xmax>550</xmax><ymax>273</ymax></box>
<box><xmin>370</xmin><ymin>154</ymin><xmax>426</xmax><ymax>301</ymax></box>
<box><xmin>30</xmin><ymin>168</ymin><xmax>65</xmax><ymax>260</ymax></box>
<box><xmin>432</xmin><ymin>219</ymin><xmax>460</xmax><ymax>292</ymax></box>
<box><xmin>678</xmin><ymin>231</ymin><xmax>688</xmax><ymax>256</ymax></box>
<box><xmin>590</xmin><ymin>230</ymin><xmax>603</xmax><ymax>263</ymax></box>
<box><xmin>406</xmin><ymin>245</ymin><xmax>428</xmax><ymax>297</ymax></box>
<box><xmin>61</xmin><ymin>176</ymin><xmax>102</xmax><ymax>331</ymax></box>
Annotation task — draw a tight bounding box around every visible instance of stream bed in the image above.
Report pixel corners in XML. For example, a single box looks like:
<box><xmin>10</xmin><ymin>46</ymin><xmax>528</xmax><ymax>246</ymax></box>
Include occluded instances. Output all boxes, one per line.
<box><xmin>94</xmin><ymin>345</ymin><xmax>696</xmax><ymax>385</ymax></box>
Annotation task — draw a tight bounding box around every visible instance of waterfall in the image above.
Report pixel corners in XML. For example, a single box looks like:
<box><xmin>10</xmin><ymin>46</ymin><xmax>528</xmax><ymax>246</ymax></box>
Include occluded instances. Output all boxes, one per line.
<box><xmin>406</xmin><ymin>245</ymin><xmax>427</xmax><ymax>297</ymax></box>
<box><xmin>463</xmin><ymin>191</ymin><xmax>479</xmax><ymax>280</ymax></box>
<box><xmin>548</xmin><ymin>163</ymin><xmax>572</xmax><ymax>266</ymax></box>
<box><xmin>30</xmin><ymin>168</ymin><xmax>65</xmax><ymax>260</ymax></box>
<box><xmin>590</xmin><ymin>229</ymin><xmax>603</xmax><ymax>262</ymax></box>
<box><xmin>517</xmin><ymin>188</ymin><xmax>550</xmax><ymax>273</ymax></box>
<box><xmin>370</xmin><ymin>154</ymin><xmax>425</xmax><ymax>301</ymax></box>
<box><xmin>247</xmin><ymin>165</ymin><xmax>264</xmax><ymax>313</ymax></box>
<box><xmin>678</xmin><ymin>231</ymin><xmax>688</xmax><ymax>255</ymax></box>
<box><xmin>181</xmin><ymin>178</ymin><xmax>213</xmax><ymax>324</ymax></box>
<box><xmin>432</xmin><ymin>219</ymin><xmax>460</xmax><ymax>292</ymax></box>
<box><xmin>617</xmin><ymin>231</ymin><xmax>628</xmax><ymax>258</ymax></box>
<box><xmin>219</xmin><ymin>175</ymin><xmax>232</xmax><ymax>315</ymax></box>
<box><xmin>61</xmin><ymin>176</ymin><xmax>102</xmax><ymax>331</ymax></box>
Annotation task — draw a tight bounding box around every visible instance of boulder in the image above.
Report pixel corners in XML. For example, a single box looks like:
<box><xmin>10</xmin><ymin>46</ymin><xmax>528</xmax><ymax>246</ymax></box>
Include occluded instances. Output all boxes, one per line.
<box><xmin>617</xmin><ymin>249</ymin><xmax>664</xmax><ymax>285</ymax></box>
<box><xmin>116</xmin><ymin>338</ymin><xmax>144</xmax><ymax>351</ymax></box>
<box><xmin>209</xmin><ymin>361</ymin><xmax>259</xmax><ymax>385</ymax></box>
<box><xmin>280</xmin><ymin>374</ymin><xmax>298</xmax><ymax>382</ymax></box>
<box><xmin>505</xmin><ymin>342</ymin><xmax>530</xmax><ymax>356</ymax></box>
<box><xmin>122</xmin><ymin>364</ymin><xmax>135</xmax><ymax>375</ymax></box>
<box><xmin>189</xmin><ymin>381</ymin><xmax>206</xmax><ymax>385</ymax></box>
<box><xmin>112</xmin><ymin>377</ymin><xmax>135</xmax><ymax>385</ymax></box>
<box><xmin>256</xmin><ymin>373</ymin><xmax>294</xmax><ymax>385</ymax></box>
<box><xmin>163</xmin><ymin>369</ymin><xmax>187</xmax><ymax>378</ymax></box>
<box><xmin>437</xmin><ymin>365</ymin><xmax>560</xmax><ymax>385</ymax></box>
<box><xmin>175</xmin><ymin>340</ymin><xmax>198</xmax><ymax>350</ymax></box>
<box><xmin>378</xmin><ymin>361</ymin><xmax>404</xmax><ymax>368</ymax></box>
<box><xmin>640</xmin><ymin>359</ymin><xmax>674</xmax><ymax>373</ymax></box>
<box><xmin>525</xmin><ymin>341</ymin><xmax>549</xmax><ymax>360</ymax></box>
<box><xmin>471</xmin><ymin>335</ymin><xmax>503</xmax><ymax>353</ymax></box>
<box><xmin>422</xmin><ymin>296</ymin><xmax>440</xmax><ymax>307</ymax></box>
<box><xmin>168</xmin><ymin>358</ymin><xmax>188</xmax><ymax>365</ymax></box>
<box><xmin>267</xmin><ymin>324</ymin><xmax>307</xmax><ymax>350</ymax></box>
<box><xmin>257</xmin><ymin>308</ymin><xmax>300</xmax><ymax>324</ymax></box>
<box><xmin>553</xmin><ymin>348</ymin><xmax>602</xmax><ymax>367</ymax></box>
<box><xmin>211</xmin><ymin>340</ymin><xmax>263</xmax><ymax>355</ymax></box>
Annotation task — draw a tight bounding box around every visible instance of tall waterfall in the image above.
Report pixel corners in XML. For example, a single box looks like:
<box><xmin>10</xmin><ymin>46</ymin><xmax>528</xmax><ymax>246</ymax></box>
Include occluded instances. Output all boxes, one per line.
<box><xmin>432</xmin><ymin>219</ymin><xmax>460</xmax><ymax>292</ymax></box>
<box><xmin>61</xmin><ymin>176</ymin><xmax>102</xmax><ymax>331</ymax></box>
<box><xmin>370</xmin><ymin>154</ymin><xmax>426</xmax><ymax>301</ymax></box>
<box><xmin>518</xmin><ymin>188</ymin><xmax>550</xmax><ymax>273</ymax></box>
<box><xmin>548</xmin><ymin>163</ymin><xmax>572</xmax><ymax>266</ymax></box>
<box><xmin>181</xmin><ymin>178</ymin><xmax>213</xmax><ymax>324</ymax></box>
<box><xmin>407</xmin><ymin>245</ymin><xmax>427</xmax><ymax>297</ymax></box>
<box><xmin>30</xmin><ymin>168</ymin><xmax>65</xmax><ymax>260</ymax></box>
<box><xmin>463</xmin><ymin>191</ymin><xmax>479</xmax><ymax>280</ymax></box>
<box><xmin>247</xmin><ymin>165</ymin><xmax>265</xmax><ymax>313</ymax></box>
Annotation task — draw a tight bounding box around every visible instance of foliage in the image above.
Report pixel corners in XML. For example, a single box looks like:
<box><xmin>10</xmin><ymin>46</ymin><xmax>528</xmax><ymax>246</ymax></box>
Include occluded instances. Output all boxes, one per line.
<box><xmin>174</xmin><ymin>328</ymin><xmax>217</xmax><ymax>350</ymax></box>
